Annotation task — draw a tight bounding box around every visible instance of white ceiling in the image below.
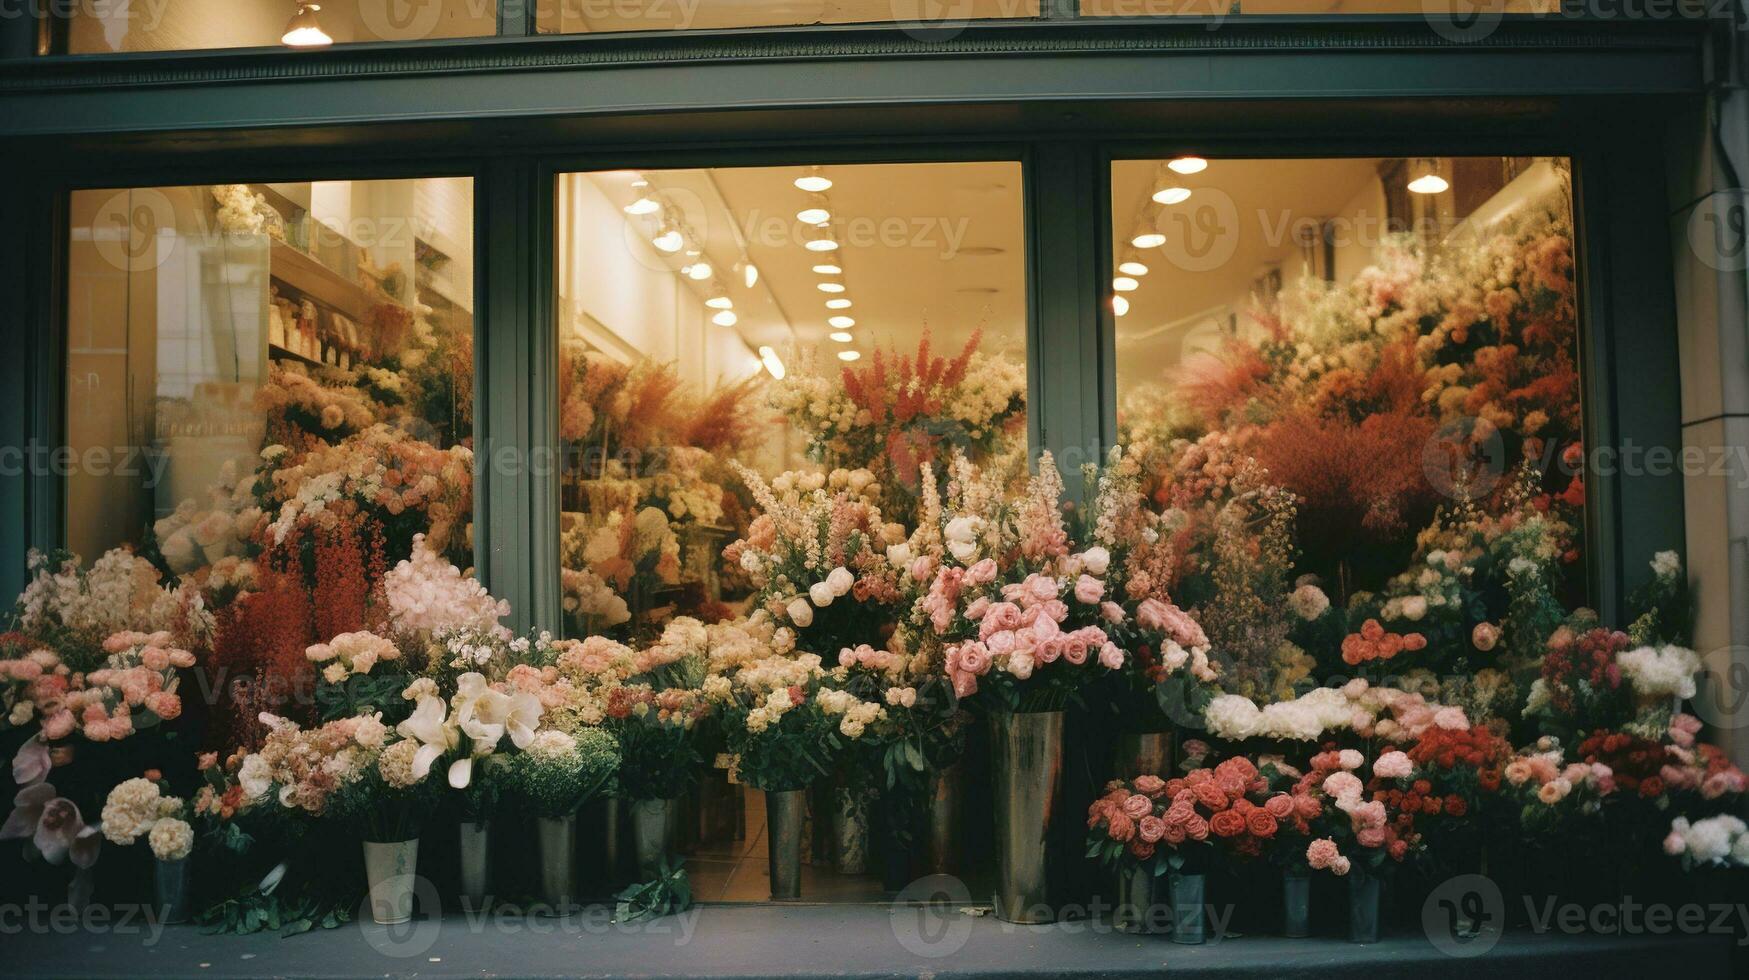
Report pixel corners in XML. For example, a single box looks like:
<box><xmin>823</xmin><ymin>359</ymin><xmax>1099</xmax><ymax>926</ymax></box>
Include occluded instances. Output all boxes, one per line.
<box><xmin>591</xmin><ymin>162</ymin><xmax>1028</xmax><ymax>367</ymax></box>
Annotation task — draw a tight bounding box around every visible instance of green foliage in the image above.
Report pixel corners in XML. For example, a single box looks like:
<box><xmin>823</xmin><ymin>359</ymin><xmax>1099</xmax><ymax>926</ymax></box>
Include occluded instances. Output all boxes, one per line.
<box><xmin>614</xmin><ymin>859</ymin><xmax>693</xmax><ymax>922</ymax></box>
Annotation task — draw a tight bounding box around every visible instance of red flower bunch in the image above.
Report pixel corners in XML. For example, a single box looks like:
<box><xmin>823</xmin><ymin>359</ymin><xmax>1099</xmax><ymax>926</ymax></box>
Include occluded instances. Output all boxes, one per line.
<box><xmin>1576</xmin><ymin>729</ymin><xmax>1666</xmax><ymax>798</ymax></box>
<box><xmin>1406</xmin><ymin>726</ymin><xmax>1510</xmax><ymax>795</ymax></box>
<box><xmin>1340</xmin><ymin>618</ymin><xmax>1427</xmax><ymax>666</ymax></box>
<box><xmin>1540</xmin><ymin>627</ymin><xmax>1632</xmax><ymax>724</ymax></box>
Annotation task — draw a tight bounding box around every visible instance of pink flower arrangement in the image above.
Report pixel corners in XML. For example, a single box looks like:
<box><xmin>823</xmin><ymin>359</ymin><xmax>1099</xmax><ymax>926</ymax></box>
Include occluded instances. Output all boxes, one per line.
<box><xmin>1</xmin><ymin>631</ymin><xmax>194</xmax><ymax>746</ymax></box>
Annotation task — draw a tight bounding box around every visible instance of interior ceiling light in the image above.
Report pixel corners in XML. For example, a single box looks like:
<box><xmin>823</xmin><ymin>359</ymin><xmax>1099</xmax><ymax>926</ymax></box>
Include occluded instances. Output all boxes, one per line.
<box><xmin>1167</xmin><ymin>157</ymin><xmax>1208</xmax><ymax>175</ymax></box>
<box><xmin>829</xmin><ymin>331</ymin><xmax>854</xmax><ymax>343</ymax></box>
<box><xmin>1152</xmin><ymin>186</ymin><xmax>1192</xmax><ymax>206</ymax></box>
<box><xmin>758</xmin><ymin>346</ymin><xmax>785</xmax><ymax>379</ymax></box>
<box><xmin>281</xmin><ymin>2</ymin><xmax>332</xmax><ymax>46</ymax></box>
<box><xmin>825</xmin><ymin>298</ymin><xmax>852</xmax><ymax>309</ymax></box>
<box><xmin>811</xmin><ymin>263</ymin><xmax>842</xmax><ymax>275</ymax></box>
<box><xmin>705</xmin><ymin>288</ymin><xmax>734</xmax><ymax>310</ymax></box>
<box><xmin>1118</xmin><ymin>260</ymin><xmax>1149</xmax><ymax>276</ymax></box>
<box><xmin>623</xmin><ymin>195</ymin><xmax>660</xmax><ymax>216</ymax></box>
<box><xmin>805</xmin><ymin>234</ymin><xmax>839</xmax><ymax>252</ymax></box>
<box><xmin>712</xmin><ymin>310</ymin><xmax>738</xmax><ymax>327</ymax></box>
<box><xmin>837</xmin><ymin>350</ymin><xmax>862</xmax><ymax>362</ymax></box>
<box><xmin>796</xmin><ymin>204</ymin><xmax>831</xmax><ymax>225</ymax></box>
<box><xmin>1131</xmin><ymin>232</ymin><xmax>1166</xmax><ymax>249</ymax></box>
<box><xmin>817</xmin><ymin>282</ymin><xmax>846</xmax><ymax>293</ymax></box>
<box><xmin>1112</xmin><ymin>276</ymin><xmax>1139</xmax><ymax>292</ymax></box>
<box><xmin>743</xmin><ymin>263</ymin><xmax>759</xmax><ymax>288</ymax></box>
<box><xmin>651</xmin><ymin>216</ymin><xmax>684</xmax><ymax>253</ymax></box>
<box><xmin>1407</xmin><ymin>159</ymin><xmax>1449</xmax><ymax>195</ymax></box>
<box><xmin>685</xmin><ymin>262</ymin><xmax>712</xmax><ymax>281</ymax></box>
<box><xmin>795</xmin><ymin>168</ymin><xmax>833</xmax><ymax>193</ymax></box>
<box><xmin>827</xmin><ymin>315</ymin><xmax>855</xmax><ymax>329</ymax></box>
<box><xmin>1112</xmin><ymin>295</ymin><xmax>1131</xmax><ymax>316</ymax></box>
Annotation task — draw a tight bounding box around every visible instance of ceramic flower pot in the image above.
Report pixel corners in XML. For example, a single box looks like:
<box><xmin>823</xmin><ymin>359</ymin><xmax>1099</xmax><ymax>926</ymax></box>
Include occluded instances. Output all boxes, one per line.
<box><xmin>990</xmin><ymin>710</ymin><xmax>1064</xmax><ymax>924</ymax></box>
<box><xmin>1169</xmin><ymin>872</ymin><xmax>1206</xmax><ymax>944</ymax></box>
<box><xmin>1115</xmin><ymin>865</ymin><xmax>1165</xmax><ymax>934</ymax></box>
<box><xmin>1348</xmin><ymin>872</ymin><xmax>1382</xmax><ymax>943</ymax></box>
<box><xmin>154</xmin><ymin>857</ymin><xmax>191</xmax><ymax>924</ymax></box>
<box><xmin>537</xmin><ymin>814</ymin><xmax>577</xmax><ymax>911</ymax></box>
<box><xmin>457</xmin><ymin>820</ymin><xmax>490</xmax><ymax>906</ymax></box>
<box><xmin>362</xmin><ymin>839</ymin><xmax>420</xmax><ymax>925</ymax></box>
<box><xmin>766</xmin><ymin>789</ymin><xmax>806</xmax><ymax>901</ymax></box>
<box><xmin>1282</xmin><ymin>871</ymin><xmax>1311</xmax><ymax>938</ymax></box>
<box><xmin>629</xmin><ymin>798</ymin><xmax>674</xmax><ymax>877</ymax></box>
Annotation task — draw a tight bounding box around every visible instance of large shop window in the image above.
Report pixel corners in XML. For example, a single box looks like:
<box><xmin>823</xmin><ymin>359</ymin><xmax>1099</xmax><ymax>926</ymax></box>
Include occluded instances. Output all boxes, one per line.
<box><xmin>554</xmin><ymin>162</ymin><xmax>1025</xmax><ymax>897</ymax></box>
<box><xmin>1108</xmin><ymin>156</ymin><xmax>1585</xmax><ymax>701</ymax></box>
<box><xmin>64</xmin><ymin>178</ymin><xmax>475</xmax><ymax>738</ymax></box>
<box><xmin>51</xmin><ymin>1</ymin><xmax>496</xmax><ymax>53</ymax></box>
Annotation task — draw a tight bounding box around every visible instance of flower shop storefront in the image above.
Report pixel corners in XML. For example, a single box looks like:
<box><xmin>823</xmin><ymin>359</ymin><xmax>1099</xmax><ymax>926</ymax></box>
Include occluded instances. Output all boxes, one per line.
<box><xmin>0</xmin><ymin>10</ymin><xmax>1743</xmax><ymax>977</ymax></box>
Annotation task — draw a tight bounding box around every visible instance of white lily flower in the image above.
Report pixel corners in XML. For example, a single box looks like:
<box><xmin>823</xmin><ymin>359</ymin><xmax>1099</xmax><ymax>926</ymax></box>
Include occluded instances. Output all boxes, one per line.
<box><xmin>395</xmin><ymin>694</ymin><xmax>456</xmax><ymax>783</ymax></box>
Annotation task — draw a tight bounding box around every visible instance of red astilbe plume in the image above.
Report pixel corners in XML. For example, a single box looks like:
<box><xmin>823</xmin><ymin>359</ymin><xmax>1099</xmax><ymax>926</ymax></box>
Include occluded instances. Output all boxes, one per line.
<box><xmin>1171</xmin><ymin>339</ymin><xmax>1273</xmax><ymax>429</ymax></box>
<box><xmin>205</xmin><ymin>563</ymin><xmax>317</xmax><ymax>751</ymax></box>
<box><xmin>310</xmin><ymin>511</ymin><xmax>388</xmax><ymax>642</ymax></box>
<box><xmin>1252</xmin><ymin>407</ymin><xmax>1438</xmax><ymax>558</ymax></box>
<box><xmin>678</xmin><ymin>376</ymin><xmax>763</xmax><ymax>454</ymax></box>
<box><xmin>617</xmin><ymin>361</ymin><xmax>686</xmax><ymax>453</ymax></box>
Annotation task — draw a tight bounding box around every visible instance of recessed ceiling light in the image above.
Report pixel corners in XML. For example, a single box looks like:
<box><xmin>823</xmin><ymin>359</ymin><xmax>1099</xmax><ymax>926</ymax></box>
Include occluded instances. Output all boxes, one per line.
<box><xmin>825</xmin><ymin>298</ymin><xmax>852</xmax><ymax>309</ymax></box>
<box><xmin>797</xmin><ymin>206</ymin><xmax>831</xmax><ymax>224</ymax></box>
<box><xmin>817</xmin><ymin>282</ymin><xmax>845</xmax><ymax>293</ymax></box>
<box><xmin>795</xmin><ymin>169</ymin><xmax>833</xmax><ymax>193</ymax></box>
<box><xmin>828</xmin><ymin>315</ymin><xmax>855</xmax><ymax>329</ymax></box>
<box><xmin>1131</xmin><ymin>233</ymin><xmax>1166</xmax><ymax>249</ymax></box>
<box><xmin>758</xmin><ymin>345</ymin><xmax>785</xmax><ymax>379</ymax></box>
<box><xmin>811</xmin><ymin>263</ymin><xmax>842</xmax><ymax>275</ymax></box>
<box><xmin>706</xmin><ymin>293</ymin><xmax>733</xmax><ymax>310</ymax></box>
<box><xmin>1407</xmin><ymin>159</ymin><xmax>1449</xmax><ymax>195</ymax></box>
<box><xmin>623</xmin><ymin>195</ymin><xmax>660</xmax><ymax>216</ymax></box>
<box><xmin>1167</xmin><ymin>157</ymin><xmax>1208</xmax><ymax>175</ymax></box>
<box><xmin>1118</xmin><ymin>261</ymin><xmax>1149</xmax><ymax>276</ymax></box>
<box><xmin>743</xmin><ymin>263</ymin><xmax>759</xmax><ymax>288</ymax></box>
<box><xmin>1112</xmin><ymin>295</ymin><xmax>1130</xmax><ymax>316</ymax></box>
<box><xmin>1112</xmin><ymin>276</ymin><xmax>1138</xmax><ymax>292</ymax></box>
<box><xmin>837</xmin><ymin>350</ymin><xmax>861</xmax><ymax>362</ymax></box>
<box><xmin>829</xmin><ymin>331</ymin><xmax>854</xmax><ymax>343</ymax></box>
<box><xmin>712</xmin><ymin>310</ymin><xmax>738</xmax><ymax>327</ymax></box>
<box><xmin>685</xmin><ymin>263</ymin><xmax>712</xmax><ymax>281</ymax></box>
<box><xmin>805</xmin><ymin>236</ymin><xmax>839</xmax><ymax>252</ymax></box>
<box><xmin>1152</xmin><ymin>187</ymin><xmax>1192</xmax><ymax>205</ymax></box>
<box><xmin>652</xmin><ymin>228</ymin><xmax>684</xmax><ymax>253</ymax></box>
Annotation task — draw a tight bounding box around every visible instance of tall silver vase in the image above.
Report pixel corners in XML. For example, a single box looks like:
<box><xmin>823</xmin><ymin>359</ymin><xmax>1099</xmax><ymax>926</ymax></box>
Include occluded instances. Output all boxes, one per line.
<box><xmin>537</xmin><ymin>815</ymin><xmax>577</xmax><ymax>911</ymax></box>
<box><xmin>1113</xmin><ymin>731</ymin><xmax>1174</xmax><ymax>780</ymax></box>
<box><xmin>766</xmin><ymin>789</ymin><xmax>806</xmax><ymax>901</ymax></box>
<box><xmin>362</xmin><ymin>839</ymin><xmax>420</xmax><ymax>925</ymax></box>
<box><xmin>831</xmin><ymin>788</ymin><xmax>869</xmax><ymax>875</ymax></box>
<box><xmin>1114</xmin><ymin>864</ymin><xmax>1164</xmax><ymax>934</ymax></box>
<box><xmin>990</xmin><ymin>710</ymin><xmax>1064</xmax><ymax>924</ymax></box>
<box><xmin>153</xmin><ymin>857</ymin><xmax>191</xmax><ymax>924</ymax></box>
<box><xmin>629</xmin><ymin>798</ymin><xmax>674</xmax><ymax>877</ymax></box>
<box><xmin>457</xmin><ymin>820</ymin><xmax>490</xmax><ymax>906</ymax></box>
<box><xmin>926</xmin><ymin>762</ymin><xmax>963</xmax><ymax>875</ymax></box>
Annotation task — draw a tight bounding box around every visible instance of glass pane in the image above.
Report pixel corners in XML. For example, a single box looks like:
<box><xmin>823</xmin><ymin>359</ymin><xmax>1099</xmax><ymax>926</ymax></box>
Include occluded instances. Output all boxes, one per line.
<box><xmin>65</xmin><ymin>177</ymin><xmax>475</xmax><ymax>735</ymax></box>
<box><xmin>58</xmin><ymin>1</ymin><xmax>496</xmax><ymax>53</ymax></box>
<box><xmin>536</xmin><ymin>0</ymin><xmax>1038</xmax><ymax>34</ymax></box>
<box><xmin>1109</xmin><ymin>156</ymin><xmax>1584</xmax><ymax>699</ymax></box>
<box><xmin>552</xmin><ymin>160</ymin><xmax>1027</xmax><ymax>639</ymax></box>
